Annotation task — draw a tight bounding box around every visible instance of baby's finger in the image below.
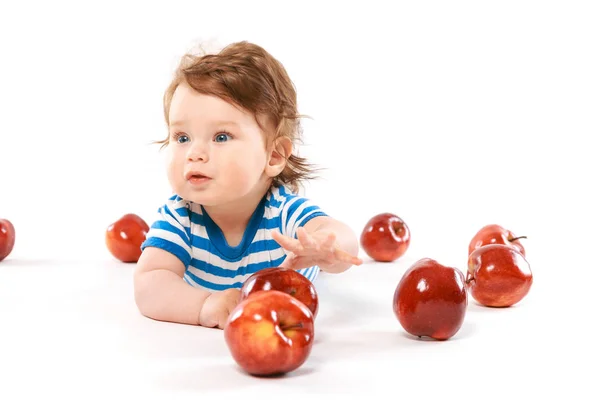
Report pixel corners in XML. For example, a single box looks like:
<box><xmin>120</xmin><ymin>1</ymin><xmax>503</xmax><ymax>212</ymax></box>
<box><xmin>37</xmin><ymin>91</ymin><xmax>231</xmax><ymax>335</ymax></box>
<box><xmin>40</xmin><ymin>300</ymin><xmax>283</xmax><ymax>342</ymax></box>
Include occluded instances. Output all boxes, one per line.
<box><xmin>321</xmin><ymin>232</ymin><xmax>337</xmax><ymax>251</ymax></box>
<box><xmin>297</xmin><ymin>227</ymin><xmax>316</xmax><ymax>249</ymax></box>
<box><xmin>333</xmin><ymin>248</ymin><xmax>364</xmax><ymax>265</ymax></box>
<box><xmin>271</xmin><ymin>230</ymin><xmax>304</xmax><ymax>253</ymax></box>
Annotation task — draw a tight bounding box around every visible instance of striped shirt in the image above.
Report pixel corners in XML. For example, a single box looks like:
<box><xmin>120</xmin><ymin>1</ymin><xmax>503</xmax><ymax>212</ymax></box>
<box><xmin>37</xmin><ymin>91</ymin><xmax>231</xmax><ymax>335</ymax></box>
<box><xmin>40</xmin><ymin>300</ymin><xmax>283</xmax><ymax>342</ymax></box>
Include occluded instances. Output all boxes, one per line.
<box><xmin>140</xmin><ymin>184</ymin><xmax>329</xmax><ymax>292</ymax></box>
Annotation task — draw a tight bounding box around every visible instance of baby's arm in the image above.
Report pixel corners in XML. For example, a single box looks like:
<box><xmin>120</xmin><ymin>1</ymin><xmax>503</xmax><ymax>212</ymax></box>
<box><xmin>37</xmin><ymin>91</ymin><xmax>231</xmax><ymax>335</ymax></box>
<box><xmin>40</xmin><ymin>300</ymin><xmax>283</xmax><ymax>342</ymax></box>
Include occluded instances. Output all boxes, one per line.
<box><xmin>133</xmin><ymin>247</ymin><xmax>239</xmax><ymax>328</ymax></box>
<box><xmin>273</xmin><ymin>194</ymin><xmax>361</xmax><ymax>275</ymax></box>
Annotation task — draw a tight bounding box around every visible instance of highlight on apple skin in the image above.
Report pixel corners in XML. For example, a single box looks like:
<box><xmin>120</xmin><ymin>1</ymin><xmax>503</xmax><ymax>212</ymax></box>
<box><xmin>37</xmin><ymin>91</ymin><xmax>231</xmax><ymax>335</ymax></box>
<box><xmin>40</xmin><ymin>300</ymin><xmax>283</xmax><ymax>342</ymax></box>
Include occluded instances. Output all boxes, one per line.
<box><xmin>0</xmin><ymin>218</ymin><xmax>16</xmax><ymax>262</ymax></box>
<box><xmin>240</xmin><ymin>267</ymin><xmax>319</xmax><ymax>317</ymax></box>
<box><xmin>468</xmin><ymin>223</ymin><xmax>526</xmax><ymax>257</ymax></box>
<box><xmin>224</xmin><ymin>290</ymin><xmax>315</xmax><ymax>377</ymax></box>
<box><xmin>105</xmin><ymin>213</ymin><xmax>149</xmax><ymax>263</ymax></box>
<box><xmin>466</xmin><ymin>244</ymin><xmax>533</xmax><ymax>308</ymax></box>
<box><xmin>360</xmin><ymin>212</ymin><xmax>411</xmax><ymax>262</ymax></box>
<box><xmin>393</xmin><ymin>258</ymin><xmax>468</xmax><ymax>340</ymax></box>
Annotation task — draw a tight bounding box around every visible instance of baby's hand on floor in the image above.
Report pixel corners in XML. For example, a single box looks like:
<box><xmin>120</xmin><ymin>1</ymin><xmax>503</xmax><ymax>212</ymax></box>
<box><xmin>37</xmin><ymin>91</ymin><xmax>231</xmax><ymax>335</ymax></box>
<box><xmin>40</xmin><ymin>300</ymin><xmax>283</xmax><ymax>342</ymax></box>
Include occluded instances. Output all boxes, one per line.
<box><xmin>198</xmin><ymin>288</ymin><xmax>241</xmax><ymax>329</ymax></box>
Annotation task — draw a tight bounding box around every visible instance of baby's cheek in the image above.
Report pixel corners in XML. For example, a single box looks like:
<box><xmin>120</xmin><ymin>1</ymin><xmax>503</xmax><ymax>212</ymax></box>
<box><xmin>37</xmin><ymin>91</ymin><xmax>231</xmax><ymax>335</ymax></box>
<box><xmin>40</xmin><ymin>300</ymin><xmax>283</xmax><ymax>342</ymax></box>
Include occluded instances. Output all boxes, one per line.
<box><xmin>229</xmin><ymin>160</ymin><xmax>262</xmax><ymax>187</ymax></box>
<box><xmin>166</xmin><ymin>157</ymin><xmax>185</xmax><ymax>190</ymax></box>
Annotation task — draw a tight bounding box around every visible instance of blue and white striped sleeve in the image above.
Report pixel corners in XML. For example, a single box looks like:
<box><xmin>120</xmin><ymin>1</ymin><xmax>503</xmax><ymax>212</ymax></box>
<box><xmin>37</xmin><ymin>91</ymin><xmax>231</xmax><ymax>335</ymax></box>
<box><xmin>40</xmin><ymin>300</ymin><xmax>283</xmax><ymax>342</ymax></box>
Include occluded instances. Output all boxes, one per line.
<box><xmin>141</xmin><ymin>197</ymin><xmax>192</xmax><ymax>268</ymax></box>
<box><xmin>280</xmin><ymin>195</ymin><xmax>329</xmax><ymax>239</ymax></box>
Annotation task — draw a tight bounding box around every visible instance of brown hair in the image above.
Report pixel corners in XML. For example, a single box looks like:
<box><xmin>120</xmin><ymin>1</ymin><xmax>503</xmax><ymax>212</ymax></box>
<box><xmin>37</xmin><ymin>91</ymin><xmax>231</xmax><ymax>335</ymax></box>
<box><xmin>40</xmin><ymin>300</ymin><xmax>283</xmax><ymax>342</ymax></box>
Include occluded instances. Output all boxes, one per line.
<box><xmin>158</xmin><ymin>41</ymin><xmax>318</xmax><ymax>192</ymax></box>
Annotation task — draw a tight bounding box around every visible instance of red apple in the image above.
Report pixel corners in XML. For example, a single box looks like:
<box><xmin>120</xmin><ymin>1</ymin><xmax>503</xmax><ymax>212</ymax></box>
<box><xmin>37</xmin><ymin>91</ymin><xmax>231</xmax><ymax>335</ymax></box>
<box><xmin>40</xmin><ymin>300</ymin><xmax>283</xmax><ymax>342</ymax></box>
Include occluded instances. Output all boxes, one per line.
<box><xmin>469</xmin><ymin>224</ymin><xmax>526</xmax><ymax>257</ymax></box>
<box><xmin>240</xmin><ymin>267</ymin><xmax>319</xmax><ymax>317</ymax></box>
<box><xmin>0</xmin><ymin>218</ymin><xmax>16</xmax><ymax>262</ymax></box>
<box><xmin>224</xmin><ymin>290</ymin><xmax>315</xmax><ymax>376</ymax></box>
<box><xmin>393</xmin><ymin>258</ymin><xmax>468</xmax><ymax>340</ymax></box>
<box><xmin>360</xmin><ymin>212</ymin><xmax>410</xmax><ymax>262</ymax></box>
<box><xmin>466</xmin><ymin>244</ymin><xmax>533</xmax><ymax>307</ymax></box>
<box><xmin>105</xmin><ymin>213</ymin><xmax>149</xmax><ymax>263</ymax></box>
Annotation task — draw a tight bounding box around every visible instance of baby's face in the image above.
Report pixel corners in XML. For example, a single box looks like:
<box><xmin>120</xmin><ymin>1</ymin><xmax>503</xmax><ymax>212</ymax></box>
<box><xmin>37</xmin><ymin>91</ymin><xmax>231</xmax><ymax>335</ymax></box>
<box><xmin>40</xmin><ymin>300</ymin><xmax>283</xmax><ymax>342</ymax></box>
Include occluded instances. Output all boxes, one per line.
<box><xmin>165</xmin><ymin>83</ymin><xmax>270</xmax><ymax>206</ymax></box>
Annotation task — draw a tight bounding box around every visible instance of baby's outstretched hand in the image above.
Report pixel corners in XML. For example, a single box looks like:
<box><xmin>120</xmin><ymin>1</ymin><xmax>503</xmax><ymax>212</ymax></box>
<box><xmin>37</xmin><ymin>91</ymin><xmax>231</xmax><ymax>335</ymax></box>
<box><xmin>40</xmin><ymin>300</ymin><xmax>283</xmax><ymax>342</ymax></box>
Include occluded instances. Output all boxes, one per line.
<box><xmin>198</xmin><ymin>288</ymin><xmax>241</xmax><ymax>329</ymax></box>
<box><xmin>271</xmin><ymin>227</ymin><xmax>363</xmax><ymax>271</ymax></box>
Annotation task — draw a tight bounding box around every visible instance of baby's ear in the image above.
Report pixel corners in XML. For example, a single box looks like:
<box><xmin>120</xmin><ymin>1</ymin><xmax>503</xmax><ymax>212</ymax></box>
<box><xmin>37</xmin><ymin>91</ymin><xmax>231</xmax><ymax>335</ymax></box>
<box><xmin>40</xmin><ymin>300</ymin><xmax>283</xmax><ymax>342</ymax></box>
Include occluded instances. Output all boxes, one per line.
<box><xmin>265</xmin><ymin>136</ymin><xmax>292</xmax><ymax>178</ymax></box>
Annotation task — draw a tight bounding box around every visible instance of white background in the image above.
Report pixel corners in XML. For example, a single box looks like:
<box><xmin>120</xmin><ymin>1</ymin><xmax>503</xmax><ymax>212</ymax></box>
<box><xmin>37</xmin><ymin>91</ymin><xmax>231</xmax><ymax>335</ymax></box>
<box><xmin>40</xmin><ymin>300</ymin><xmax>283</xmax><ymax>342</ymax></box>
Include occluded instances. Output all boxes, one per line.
<box><xmin>0</xmin><ymin>1</ymin><xmax>598</xmax><ymax>398</ymax></box>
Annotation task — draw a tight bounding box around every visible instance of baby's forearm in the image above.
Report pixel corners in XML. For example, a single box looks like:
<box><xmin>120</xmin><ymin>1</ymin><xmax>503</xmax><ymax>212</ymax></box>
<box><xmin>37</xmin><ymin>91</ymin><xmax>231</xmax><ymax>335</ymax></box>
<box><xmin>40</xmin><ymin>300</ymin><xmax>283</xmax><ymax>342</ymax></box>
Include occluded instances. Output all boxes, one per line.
<box><xmin>134</xmin><ymin>269</ymin><xmax>210</xmax><ymax>325</ymax></box>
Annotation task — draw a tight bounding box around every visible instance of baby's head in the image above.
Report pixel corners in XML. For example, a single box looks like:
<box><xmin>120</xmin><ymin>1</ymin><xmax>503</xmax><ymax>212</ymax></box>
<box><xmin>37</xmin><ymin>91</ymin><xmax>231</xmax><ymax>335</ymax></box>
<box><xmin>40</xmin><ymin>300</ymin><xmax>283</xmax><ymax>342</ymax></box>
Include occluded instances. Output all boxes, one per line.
<box><xmin>158</xmin><ymin>41</ymin><xmax>315</xmax><ymax>204</ymax></box>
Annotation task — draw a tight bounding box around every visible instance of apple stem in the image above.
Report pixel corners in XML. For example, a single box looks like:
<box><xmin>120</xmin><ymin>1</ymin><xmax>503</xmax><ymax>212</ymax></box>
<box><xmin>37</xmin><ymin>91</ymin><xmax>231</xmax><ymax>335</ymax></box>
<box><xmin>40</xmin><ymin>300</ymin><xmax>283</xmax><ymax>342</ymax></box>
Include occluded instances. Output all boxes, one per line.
<box><xmin>509</xmin><ymin>236</ymin><xmax>527</xmax><ymax>242</ymax></box>
<box><xmin>465</xmin><ymin>276</ymin><xmax>475</xmax><ymax>285</ymax></box>
<box><xmin>280</xmin><ymin>322</ymin><xmax>303</xmax><ymax>330</ymax></box>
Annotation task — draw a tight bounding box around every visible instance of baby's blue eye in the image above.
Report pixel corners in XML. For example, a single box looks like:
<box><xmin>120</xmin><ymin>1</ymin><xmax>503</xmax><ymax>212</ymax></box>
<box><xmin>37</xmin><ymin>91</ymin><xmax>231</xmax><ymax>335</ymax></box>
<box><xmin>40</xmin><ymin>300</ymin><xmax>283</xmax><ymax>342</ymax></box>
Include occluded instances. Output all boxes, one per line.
<box><xmin>215</xmin><ymin>133</ymin><xmax>231</xmax><ymax>143</ymax></box>
<box><xmin>176</xmin><ymin>135</ymin><xmax>189</xmax><ymax>144</ymax></box>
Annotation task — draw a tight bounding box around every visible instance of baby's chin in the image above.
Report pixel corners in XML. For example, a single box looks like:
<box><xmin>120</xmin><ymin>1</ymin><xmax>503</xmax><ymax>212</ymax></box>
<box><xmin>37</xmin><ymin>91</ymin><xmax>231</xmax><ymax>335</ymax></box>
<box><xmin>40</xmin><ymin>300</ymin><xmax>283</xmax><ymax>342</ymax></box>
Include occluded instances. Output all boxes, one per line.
<box><xmin>171</xmin><ymin>186</ymin><xmax>214</xmax><ymax>205</ymax></box>
<box><xmin>172</xmin><ymin>180</ymin><xmax>266</xmax><ymax>207</ymax></box>
<box><xmin>178</xmin><ymin>192</ymin><xmax>217</xmax><ymax>206</ymax></box>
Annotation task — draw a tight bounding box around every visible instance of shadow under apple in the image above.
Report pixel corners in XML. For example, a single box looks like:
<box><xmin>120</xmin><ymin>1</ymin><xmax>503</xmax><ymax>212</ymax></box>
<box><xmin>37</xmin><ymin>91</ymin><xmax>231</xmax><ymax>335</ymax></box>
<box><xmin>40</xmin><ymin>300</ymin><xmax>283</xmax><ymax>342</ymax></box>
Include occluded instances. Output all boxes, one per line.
<box><xmin>397</xmin><ymin>319</ymin><xmax>476</xmax><ymax>342</ymax></box>
<box><xmin>234</xmin><ymin>365</ymin><xmax>317</xmax><ymax>380</ymax></box>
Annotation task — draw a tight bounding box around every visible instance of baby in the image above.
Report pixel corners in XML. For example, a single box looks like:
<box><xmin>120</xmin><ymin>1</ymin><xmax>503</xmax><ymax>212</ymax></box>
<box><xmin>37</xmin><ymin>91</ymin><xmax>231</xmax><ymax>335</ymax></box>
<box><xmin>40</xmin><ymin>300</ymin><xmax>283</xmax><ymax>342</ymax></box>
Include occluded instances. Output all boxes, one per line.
<box><xmin>133</xmin><ymin>41</ymin><xmax>363</xmax><ymax>329</ymax></box>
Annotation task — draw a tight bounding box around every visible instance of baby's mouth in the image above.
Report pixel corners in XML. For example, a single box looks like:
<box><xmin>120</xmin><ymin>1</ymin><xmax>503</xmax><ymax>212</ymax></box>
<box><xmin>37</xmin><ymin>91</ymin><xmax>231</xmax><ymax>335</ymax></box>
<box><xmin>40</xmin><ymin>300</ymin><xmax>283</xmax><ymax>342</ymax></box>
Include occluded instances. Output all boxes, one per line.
<box><xmin>187</xmin><ymin>173</ymin><xmax>211</xmax><ymax>184</ymax></box>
